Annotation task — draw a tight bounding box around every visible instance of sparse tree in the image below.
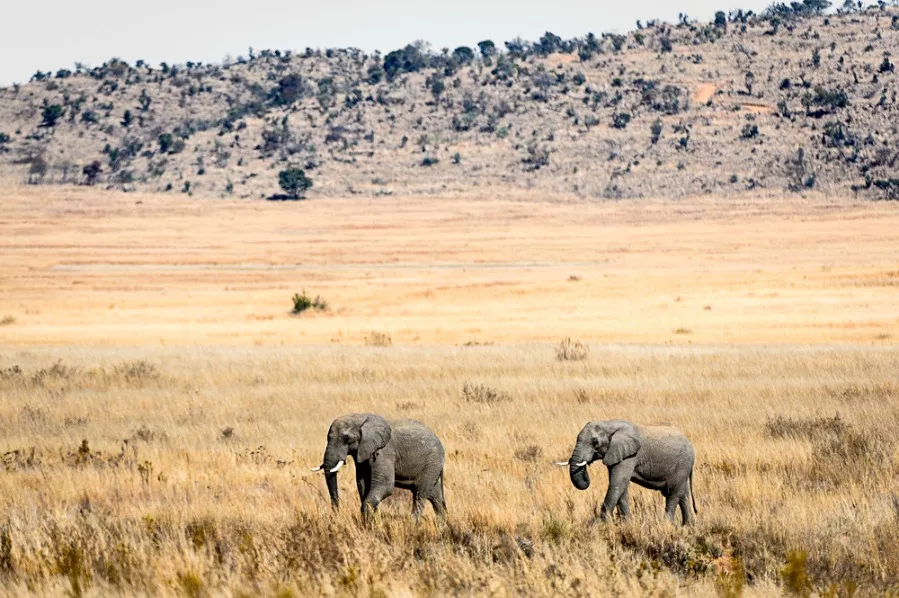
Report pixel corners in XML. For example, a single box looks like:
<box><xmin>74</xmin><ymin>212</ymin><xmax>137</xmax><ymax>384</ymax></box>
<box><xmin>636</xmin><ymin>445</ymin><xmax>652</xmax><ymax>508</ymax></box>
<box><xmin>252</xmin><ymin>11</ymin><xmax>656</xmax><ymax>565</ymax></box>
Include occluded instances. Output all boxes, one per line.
<box><xmin>82</xmin><ymin>161</ymin><xmax>102</xmax><ymax>185</ymax></box>
<box><xmin>40</xmin><ymin>104</ymin><xmax>64</xmax><ymax>127</ymax></box>
<box><xmin>278</xmin><ymin>168</ymin><xmax>313</xmax><ymax>199</ymax></box>
<box><xmin>650</xmin><ymin>119</ymin><xmax>664</xmax><ymax>144</ymax></box>
<box><xmin>714</xmin><ymin>11</ymin><xmax>728</xmax><ymax>28</ymax></box>
<box><xmin>477</xmin><ymin>40</ymin><xmax>497</xmax><ymax>61</ymax></box>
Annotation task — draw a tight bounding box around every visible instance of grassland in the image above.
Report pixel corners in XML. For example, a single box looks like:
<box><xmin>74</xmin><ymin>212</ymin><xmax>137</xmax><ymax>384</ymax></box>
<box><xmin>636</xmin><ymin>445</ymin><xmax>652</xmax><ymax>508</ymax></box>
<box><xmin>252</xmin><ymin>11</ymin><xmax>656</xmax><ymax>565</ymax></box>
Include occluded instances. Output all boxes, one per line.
<box><xmin>0</xmin><ymin>186</ymin><xmax>897</xmax><ymax>596</ymax></box>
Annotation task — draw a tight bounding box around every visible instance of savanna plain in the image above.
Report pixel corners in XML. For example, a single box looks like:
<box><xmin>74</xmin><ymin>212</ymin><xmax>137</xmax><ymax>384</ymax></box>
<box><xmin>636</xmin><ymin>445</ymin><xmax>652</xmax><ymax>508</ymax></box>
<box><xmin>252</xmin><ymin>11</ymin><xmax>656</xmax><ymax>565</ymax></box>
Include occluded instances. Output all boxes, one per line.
<box><xmin>0</xmin><ymin>187</ymin><xmax>897</xmax><ymax>597</ymax></box>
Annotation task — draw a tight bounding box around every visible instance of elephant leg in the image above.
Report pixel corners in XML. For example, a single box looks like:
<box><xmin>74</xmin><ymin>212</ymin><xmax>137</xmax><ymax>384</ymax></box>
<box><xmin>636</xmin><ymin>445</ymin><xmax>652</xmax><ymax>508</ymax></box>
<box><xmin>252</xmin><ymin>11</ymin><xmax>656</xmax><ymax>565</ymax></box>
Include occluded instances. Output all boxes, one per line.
<box><xmin>362</xmin><ymin>458</ymin><xmax>395</xmax><ymax>517</ymax></box>
<box><xmin>602</xmin><ymin>462</ymin><xmax>635</xmax><ymax>521</ymax></box>
<box><xmin>616</xmin><ymin>485</ymin><xmax>631</xmax><ymax>520</ymax></box>
<box><xmin>664</xmin><ymin>490</ymin><xmax>679</xmax><ymax>522</ymax></box>
<box><xmin>426</xmin><ymin>475</ymin><xmax>447</xmax><ymax>519</ymax></box>
<box><xmin>678</xmin><ymin>492</ymin><xmax>693</xmax><ymax>526</ymax></box>
<box><xmin>355</xmin><ymin>462</ymin><xmax>369</xmax><ymax>505</ymax></box>
<box><xmin>411</xmin><ymin>490</ymin><xmax>426</xmax><ymax>523</ymax></box>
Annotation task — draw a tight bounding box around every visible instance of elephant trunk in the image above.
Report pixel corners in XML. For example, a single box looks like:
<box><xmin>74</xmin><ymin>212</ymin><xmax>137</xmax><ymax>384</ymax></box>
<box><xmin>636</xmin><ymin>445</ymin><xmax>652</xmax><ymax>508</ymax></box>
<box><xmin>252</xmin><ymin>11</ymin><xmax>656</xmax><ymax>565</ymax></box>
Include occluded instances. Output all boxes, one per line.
<box><xmin>569</xmin><ymin>444</ymin><xmax>592</xmax><ymax>491</ymax></box>
<box><xmin>322</xmin><ymin>440</ymin><xmax>348</xmax><ymax>508</ymax></box>
<box><xmin>325</xmin><ymin>472</ymin><xmax>340</xmax><ymax>508</ymax></box>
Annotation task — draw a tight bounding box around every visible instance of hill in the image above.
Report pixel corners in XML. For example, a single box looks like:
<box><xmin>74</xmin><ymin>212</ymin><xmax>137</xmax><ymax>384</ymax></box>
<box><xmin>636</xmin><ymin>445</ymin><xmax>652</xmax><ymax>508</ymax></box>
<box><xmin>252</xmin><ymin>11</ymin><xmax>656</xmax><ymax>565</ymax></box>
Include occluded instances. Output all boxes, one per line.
<box><xmin>1</xmin><ymin>3</ymin><xmax>898</xmax><ymax>200</ymax></box>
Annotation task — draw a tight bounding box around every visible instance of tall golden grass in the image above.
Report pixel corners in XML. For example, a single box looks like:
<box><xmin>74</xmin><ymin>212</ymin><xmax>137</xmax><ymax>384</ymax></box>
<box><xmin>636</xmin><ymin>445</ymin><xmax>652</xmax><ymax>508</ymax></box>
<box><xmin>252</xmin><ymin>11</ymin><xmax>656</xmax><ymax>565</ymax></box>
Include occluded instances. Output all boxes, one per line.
<box><xmin>0</xmin><ymin>187</ymin><xmax>897</xmax><ymax>595</ymax></box>
<box><xmin>0</xmin><ymin>345</ymin><xmax>896</xmax><ymax>595</ymax></box>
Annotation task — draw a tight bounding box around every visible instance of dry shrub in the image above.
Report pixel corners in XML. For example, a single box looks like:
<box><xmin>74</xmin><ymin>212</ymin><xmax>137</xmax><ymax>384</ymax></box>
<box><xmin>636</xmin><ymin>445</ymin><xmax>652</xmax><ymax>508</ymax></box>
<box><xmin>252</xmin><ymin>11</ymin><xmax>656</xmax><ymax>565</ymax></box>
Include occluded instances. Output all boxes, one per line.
<box><xmin>573</xmin><ymin>388</ymin><xmax>592</xmax><ymax>404</ymax></box>
<box><xmin>364</xmin><ymin>332</ymin><xmax>392</xmax><ymax>347</ymax></box>
<box><xmin>0</xmin><ymin>315</ymin><xmax>15</xmax><ymax>326</ymax></box>
<box><xmin>111</xmin><ymin>360</ymin><xmax>159</xmax><ymax>385</ymax></box>
<box><xmin>514</xmin><ymin>444</ymin><xmax>542</xmax><ymax>463</ymax></box>
<box><xmin>806</xmin><ymin>427</ymin><xmax>893</xmax><ymax>489</ymax></box>
<box><xmin>764</xmin><ymin>414</ymin><xmax>848</xmax><ymax>440</ymax></box>
<box><xmin>461</xmin><ymin>382</ymin><xmax>510</xmax><ymax>404</ymax></box>
<box><xmin>131</xmin><ymin>425</ymin><xmax>167</xmax><ymax>443</ymax></box>
<box><xmin>555</xmin><ymin>337</ymin><xmax>590</xmax><ymax>361</ymax></box>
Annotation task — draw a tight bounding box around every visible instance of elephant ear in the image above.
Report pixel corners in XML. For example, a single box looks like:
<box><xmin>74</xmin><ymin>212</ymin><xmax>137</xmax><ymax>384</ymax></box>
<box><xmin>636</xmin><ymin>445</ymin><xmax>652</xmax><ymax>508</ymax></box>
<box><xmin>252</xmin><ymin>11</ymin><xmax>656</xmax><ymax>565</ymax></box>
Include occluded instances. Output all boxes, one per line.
<box><xmin>358</xmin><ymin>415</ymin><xmax>391</xmax><ymax>462</ymax></box>
<box><xmin>602</xmin><ymin>423</ymin><xmax>642</xmax><ymax>467</ymax></box>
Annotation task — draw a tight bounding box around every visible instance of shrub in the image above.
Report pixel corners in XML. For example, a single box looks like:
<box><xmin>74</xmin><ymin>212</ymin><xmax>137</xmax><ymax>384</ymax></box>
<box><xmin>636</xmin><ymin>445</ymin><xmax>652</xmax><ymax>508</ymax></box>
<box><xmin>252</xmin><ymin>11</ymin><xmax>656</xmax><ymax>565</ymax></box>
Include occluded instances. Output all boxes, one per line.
<box><xmin>741</xmin><ymin>123</ymin><xmax>759</xmax><ymax>139</ymax></box>
<box><xmin>477</xmin><ymin>40</ymin><xmax>497</xmax><ymax>60</ymax></box>
<box><xmin>880</xmin><ymin>57</ymin><xmax>894</xmax><ymax>74</ymax></box>
<box><xmin>612</xmin><ymin>113</ymin><xmax>631</xmax><ymax>129</ymax></box>
<box><xmin>462</xmin><ymin>382</ymin><xmax>510</xmax><ymax>404</ymax></box>
<box><xmin>270</xmin><ymin>74</ymin><xmax>306</xmax><ymax>105</ymax></box>
<box><xmin>291</xmin><ymin>291</ymin><xmax>327</xmax><ymax>314</ymax></box>
<box><xmin>364</xmin><ymin>332</ymin><xmax>392</xmax><ymax>347</ymax></box>
<box><xmin>82</xmin><ymin>161</ymin><xmax>102</xmax><ymax>185</ymax></box>
<box><xmin>764</xmin><ymin>414</ymin><xmax>848</xmax><ymax>440</ymax></box>
<box><xmin>278</xmin><ymin>168</ymin><xmax>313</xmax><ymax>199</ymax></box>
<box><xmin>872</xmin><ymin>178</ymin><xmax>899</xmax><ymax>200</ymax></box>
<box><xmin>451</xmin><ymin>46</ymin><xmax>475</xmax><ymax>65</ymax></box>
<box><xmin>40</xmin><ymin>104</ymin><xmax>64</xmax><ymax>127</ymax></box>
<box><xmin>555</xmin><ymin>338</ymin><xmax>589</xmax><ymax>361</ymax></box>
<box><xmin>158</xmin><ymin>133</ymin><xmax>173</xmax><ymax>153</ymax></box>
<box><xmin>650</xmin><ymin>119</ymin><xmax>664</xmax><ymax>144</ymax></box>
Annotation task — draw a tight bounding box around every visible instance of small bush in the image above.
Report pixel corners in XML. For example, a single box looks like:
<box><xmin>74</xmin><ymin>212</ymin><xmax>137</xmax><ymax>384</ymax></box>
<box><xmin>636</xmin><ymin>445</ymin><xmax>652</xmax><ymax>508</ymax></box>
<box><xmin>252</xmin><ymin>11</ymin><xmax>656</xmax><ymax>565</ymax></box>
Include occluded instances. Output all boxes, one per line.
<box><xmin>514</xmin><ymin>444</ymin><xmax>542</xmax><ymax>463</ymax></box>
<box><xmin>612</xmin><ymin>112</ymin><xmax>632</xmax><ymax>129</ymax></box>
<box><xmin>290</xmin><ymin>291</ymin><xmax>328</xmax><ymax>314</ymax></box>
<box><xmin>740</xmin><ymin>123</ymin><xmax>759</xmax><ymax>139</ymax></box>
<box><xmin>461</xmin><ymin>382</ymin><xmax>510</xmax><ymax>404</ymax></box>
<box><xmin>364</xmin><ymin>332</ymin><xmax>392</xmax><ymax>347</ymax></box>
<box><xmin>764</xmin><ymin>414</ymin><xmax>848</xmax><ymax>440</ymax></box>
<box><xmin>555</xmin><ymin>338</ymin><xmax>589</xmax><ymax>361</ymax></box>
<box><xmin>0</xmin><ymin>315</ymin><xmax>15</xmax><ymax>326</ymax></box>
<box><xmin>40</xmin><ymin>104</ymin><xmax>64</xmax><ymax>127</ymax></box>
<box><xmin>650</xmin><ymin>119</ymin><xmax>663</xmax><ymax>144</ymax></box>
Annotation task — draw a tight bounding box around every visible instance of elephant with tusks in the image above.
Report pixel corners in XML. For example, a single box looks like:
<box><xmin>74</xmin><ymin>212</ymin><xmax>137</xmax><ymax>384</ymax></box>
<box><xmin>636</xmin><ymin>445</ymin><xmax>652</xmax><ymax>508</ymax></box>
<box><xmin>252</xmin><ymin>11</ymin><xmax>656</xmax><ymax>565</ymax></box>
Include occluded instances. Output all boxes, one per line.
<box><xmin>312</xmin><ymin>413</ymin><xmax>446</xmax><ymax>521</ymax></box>
<box><xmin>557</xmin><ymin>420</ymin><xmax>697</xmax><ymax>525</ymax></box>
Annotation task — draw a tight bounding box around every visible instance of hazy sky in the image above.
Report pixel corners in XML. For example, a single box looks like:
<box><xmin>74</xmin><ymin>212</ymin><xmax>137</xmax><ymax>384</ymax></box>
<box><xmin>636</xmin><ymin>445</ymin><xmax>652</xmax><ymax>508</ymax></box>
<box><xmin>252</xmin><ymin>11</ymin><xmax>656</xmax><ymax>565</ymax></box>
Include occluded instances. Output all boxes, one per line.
<box><xmin>1</xmin><ymin>0</ymin><xmax>773</xmax><ymax>85</ymax></box>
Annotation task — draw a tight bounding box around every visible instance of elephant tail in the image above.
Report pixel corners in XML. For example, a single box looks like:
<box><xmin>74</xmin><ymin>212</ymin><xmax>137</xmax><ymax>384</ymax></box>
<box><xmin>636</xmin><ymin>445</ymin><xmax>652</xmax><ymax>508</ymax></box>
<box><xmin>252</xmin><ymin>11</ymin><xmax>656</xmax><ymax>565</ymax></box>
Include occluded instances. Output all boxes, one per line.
<box><xmin>439</xmin><ymin>471</ymin><xmax>447</xmax><ymax>512</ymax></box>
<box><xmin>690</xmin><ymin>468</ymin><xmax>698</xmax><ymax>514</ymax></box>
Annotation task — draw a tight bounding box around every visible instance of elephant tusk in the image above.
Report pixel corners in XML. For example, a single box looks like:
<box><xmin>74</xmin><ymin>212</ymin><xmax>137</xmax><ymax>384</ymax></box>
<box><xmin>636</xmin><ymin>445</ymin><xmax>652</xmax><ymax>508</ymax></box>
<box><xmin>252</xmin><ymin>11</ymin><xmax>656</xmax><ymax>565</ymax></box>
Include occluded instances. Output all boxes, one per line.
<box><xmin>311</xmin><ymin>465</ymin><xmax>323</xmax><ymax>472</ymax></box>
<box><xmin>329</xmin><ymin>460</ymin><xmax>345</xmax><ymax>473</ymax></box>
<box><xmin>574</xmin><ymin>461</ymin><xmax>588</xmax><ymax>467</ymax></box>
<box><xmin>554</xmin><ymin>461</ymin><xmax>570</xmax><ymax>466</ymax></box>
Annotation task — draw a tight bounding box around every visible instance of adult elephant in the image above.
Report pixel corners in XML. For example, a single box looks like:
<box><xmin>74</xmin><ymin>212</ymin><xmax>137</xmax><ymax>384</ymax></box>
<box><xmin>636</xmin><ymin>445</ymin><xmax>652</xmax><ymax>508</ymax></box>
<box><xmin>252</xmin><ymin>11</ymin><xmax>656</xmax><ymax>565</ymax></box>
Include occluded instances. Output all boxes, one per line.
<box><xmin>557</xmin><ymin>420</ymin><xmax>697</xmax><ymax>525</ymax></box>
<box><xmin>312</xmin><ymin>413</ymin><xmax>446</xmax><ymax>520</ymax></box>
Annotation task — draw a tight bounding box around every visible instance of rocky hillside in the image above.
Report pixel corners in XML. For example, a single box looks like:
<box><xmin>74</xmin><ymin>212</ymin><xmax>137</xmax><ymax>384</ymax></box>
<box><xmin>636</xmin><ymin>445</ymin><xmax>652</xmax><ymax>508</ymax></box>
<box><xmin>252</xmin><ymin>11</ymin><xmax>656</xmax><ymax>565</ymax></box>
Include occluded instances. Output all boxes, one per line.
<box><xmin>1</xmin><ymin>3</ymin><xmax>898</xmax><ymax>200</ymax></box>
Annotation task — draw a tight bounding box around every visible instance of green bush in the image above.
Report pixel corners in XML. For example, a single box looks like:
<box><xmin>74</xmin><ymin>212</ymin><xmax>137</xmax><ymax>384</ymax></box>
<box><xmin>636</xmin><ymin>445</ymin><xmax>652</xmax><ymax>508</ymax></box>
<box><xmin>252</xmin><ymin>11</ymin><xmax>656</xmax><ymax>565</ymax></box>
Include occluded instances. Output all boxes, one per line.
<box><xmin>278</xmin><ymin>168</ymin><xmax>313</xmax><ymax>199</ymax></box>
<box><xmin>40</xmin><ymin>104</ymin><xmax>64</xmax><ymax>127</ymax></box>
<box><xmin>741</xmin><ymin>123</ymin><xmax>759</xmax><ymax>139</ymax></box>
<box><xmin>291</xmin><ymin>291</ymin><xmax>328</xmax><ymax>314</ymax></box>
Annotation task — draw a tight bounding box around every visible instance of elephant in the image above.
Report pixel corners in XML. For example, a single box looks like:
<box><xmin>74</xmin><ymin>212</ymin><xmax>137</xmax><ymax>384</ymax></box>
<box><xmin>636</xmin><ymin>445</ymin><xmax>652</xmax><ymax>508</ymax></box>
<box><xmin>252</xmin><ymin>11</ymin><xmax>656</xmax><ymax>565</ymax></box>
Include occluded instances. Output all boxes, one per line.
<box><xmin>557</xmin><ymin>420</ymin><xmax>697</xmax><ymax>525</ymax></box>
<box><xmin>312</xmin><ymin>413</ymin><xmax>446</xmax><ymax>521</ymax></box>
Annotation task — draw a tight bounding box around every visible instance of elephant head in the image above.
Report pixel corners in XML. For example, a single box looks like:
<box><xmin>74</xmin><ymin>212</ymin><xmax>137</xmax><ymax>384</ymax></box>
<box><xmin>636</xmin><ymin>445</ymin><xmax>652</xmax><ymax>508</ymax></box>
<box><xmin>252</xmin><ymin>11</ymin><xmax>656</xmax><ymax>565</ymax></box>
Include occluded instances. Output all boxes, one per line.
<box><xmin>564</xmin><ymin>421</ymin><xmax>643</xmax><ymax>490</ymax></box>
<box><xmin>313</xmin><ymin>413</ymin><xmax>392</xmax><ymax>507</ymax></box>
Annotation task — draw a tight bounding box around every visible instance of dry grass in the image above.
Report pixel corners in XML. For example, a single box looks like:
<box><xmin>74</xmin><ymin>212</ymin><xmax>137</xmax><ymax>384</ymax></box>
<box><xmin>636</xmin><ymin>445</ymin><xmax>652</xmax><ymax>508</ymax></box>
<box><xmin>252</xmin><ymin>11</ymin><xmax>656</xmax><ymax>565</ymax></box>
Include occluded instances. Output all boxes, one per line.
<box><xmin>0</xmin><ymin>188</ymin><xmax>897</xmax><ymax>595</ymax></box>
<box><xmin>0</xmin><ymin>346</ymin><xmax>897</xmax><ymax>596</ymax></box>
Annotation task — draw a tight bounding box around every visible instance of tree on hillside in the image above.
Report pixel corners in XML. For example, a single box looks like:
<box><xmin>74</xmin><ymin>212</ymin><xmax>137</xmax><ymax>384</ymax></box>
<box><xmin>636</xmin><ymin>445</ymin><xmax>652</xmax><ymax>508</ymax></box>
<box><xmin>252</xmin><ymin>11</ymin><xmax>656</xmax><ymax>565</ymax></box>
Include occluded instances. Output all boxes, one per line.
<box><xmin>278</xmin><ymin>168</ymin><xmax>313</xmax><ymax>199</ymax></box>
<box><xmin>451</xmin><ymin>46</ymin><xmax>475</xmax><ymax>66</ymax></box>
<box><xmin>40</xmin><ymin>104</ymin><xmax>64</xmax><ymax>127</ymax></box>
<box><xmin>477</xmin><ymin>40</ymin><xmax>497</xmax><ymax>60</ymax></box>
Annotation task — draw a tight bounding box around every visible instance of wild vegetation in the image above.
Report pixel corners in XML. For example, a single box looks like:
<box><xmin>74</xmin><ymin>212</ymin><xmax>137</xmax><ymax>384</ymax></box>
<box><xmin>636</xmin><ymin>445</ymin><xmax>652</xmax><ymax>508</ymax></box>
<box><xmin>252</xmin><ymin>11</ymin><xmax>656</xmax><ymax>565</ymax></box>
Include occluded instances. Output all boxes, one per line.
<box><xmin>1</xmin><ymin>3</ymin><xmax>898</xmax><ymax>200</ymax></box>
<box><xmin>0</xmin><ymin>346</ymin><xmax>896</xmax><ymax>596</ymax></box>
<box><xmin>1</xmin><ymin>185</ymin><xmax>898</xmax><ymax>595</ymax></box>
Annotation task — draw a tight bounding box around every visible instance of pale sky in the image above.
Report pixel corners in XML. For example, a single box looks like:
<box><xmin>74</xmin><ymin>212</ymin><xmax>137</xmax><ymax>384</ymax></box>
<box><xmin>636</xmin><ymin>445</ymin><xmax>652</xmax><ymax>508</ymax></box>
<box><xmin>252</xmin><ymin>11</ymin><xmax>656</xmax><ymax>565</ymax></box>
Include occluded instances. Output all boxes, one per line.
<box><xmin>1</xmin><ymin>0</ymin><xmax>773</xmax><ymax>85</ymax></box>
